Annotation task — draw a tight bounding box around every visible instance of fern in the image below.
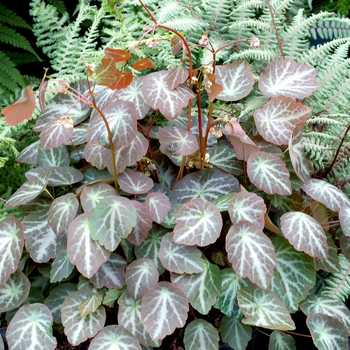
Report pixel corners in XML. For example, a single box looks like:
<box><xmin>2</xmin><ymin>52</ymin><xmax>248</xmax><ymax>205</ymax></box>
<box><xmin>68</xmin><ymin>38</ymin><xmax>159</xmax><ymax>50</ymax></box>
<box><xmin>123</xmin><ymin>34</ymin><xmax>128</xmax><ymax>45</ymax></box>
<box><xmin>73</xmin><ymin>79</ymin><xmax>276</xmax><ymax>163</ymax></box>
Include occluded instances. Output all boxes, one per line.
<box><xmin>310</xmin><ymin>16</ymin><xmax>350</xmax><ymax>40</ymax></box>
<box><xmin>322</xmin><ymin>254</ymin><xmax>350</xmax><ymax>302</ymax></box>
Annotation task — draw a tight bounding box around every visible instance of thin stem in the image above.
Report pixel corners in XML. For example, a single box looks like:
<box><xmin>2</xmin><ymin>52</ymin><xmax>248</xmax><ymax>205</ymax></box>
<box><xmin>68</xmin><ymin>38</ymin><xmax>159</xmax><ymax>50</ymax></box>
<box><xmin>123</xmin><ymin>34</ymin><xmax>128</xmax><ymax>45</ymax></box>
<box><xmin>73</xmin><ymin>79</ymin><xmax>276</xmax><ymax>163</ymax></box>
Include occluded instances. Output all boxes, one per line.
<box><xmin>323</xmin><ymin>124</ymin><xmax>350</xmax><ymax>178</ymax></box>
<box><xmin>172</xmin><ymin>156</ymin><xmax>186</xmax><ymax>189</ymax></box>
<box><xmin>266</xmin><ymin>0</ymin><xmax>285</xmax><ymax>59</ymax></box>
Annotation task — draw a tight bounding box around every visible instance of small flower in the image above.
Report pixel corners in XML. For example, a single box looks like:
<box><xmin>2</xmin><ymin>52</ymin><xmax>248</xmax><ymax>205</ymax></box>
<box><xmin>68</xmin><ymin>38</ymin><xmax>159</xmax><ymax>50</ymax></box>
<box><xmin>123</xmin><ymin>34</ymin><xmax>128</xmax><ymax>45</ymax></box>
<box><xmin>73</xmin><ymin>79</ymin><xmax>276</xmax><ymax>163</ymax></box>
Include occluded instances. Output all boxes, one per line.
<box><xmin>146</xmin><ymin>41</ymin><xmax>154</xmax><ymax>48</ymax></box>
<box><xmin>203</xmin><ymin>65</ymin><xmax>214</xmax><ymax>74</ymax></box>
<box><xmin>199</xmin><ymin>34</ymin><xmax>209</xmax><ymax>46</ymax></box>
<box><xmin>191</xmin><ymin>76</ymin><xmax>198</xmax><ymax>84</ymax></box>
<box><xmin>249</xmin><ymin>37</ymin><xmax>260</xmax><ymax>47</ymax></box>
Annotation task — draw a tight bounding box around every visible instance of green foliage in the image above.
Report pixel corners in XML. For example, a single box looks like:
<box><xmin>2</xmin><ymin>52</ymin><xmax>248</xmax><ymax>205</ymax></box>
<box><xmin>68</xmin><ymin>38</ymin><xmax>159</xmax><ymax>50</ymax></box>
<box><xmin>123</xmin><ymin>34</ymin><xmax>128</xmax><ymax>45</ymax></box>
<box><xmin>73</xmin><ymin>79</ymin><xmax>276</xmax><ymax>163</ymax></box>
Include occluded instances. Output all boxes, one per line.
<box><xmin>1</xmin><ymin>0</ymin><xmax>350</xmax><ymax>349</ymax></box>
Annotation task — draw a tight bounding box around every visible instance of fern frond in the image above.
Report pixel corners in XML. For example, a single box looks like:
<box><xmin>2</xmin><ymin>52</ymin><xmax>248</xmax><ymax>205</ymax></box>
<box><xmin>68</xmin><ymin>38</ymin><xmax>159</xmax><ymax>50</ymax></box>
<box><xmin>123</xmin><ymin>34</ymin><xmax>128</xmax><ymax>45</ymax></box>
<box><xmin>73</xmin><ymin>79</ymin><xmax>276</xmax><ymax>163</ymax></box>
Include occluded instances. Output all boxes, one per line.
<box><xmin>47</xmin><ymin>0</ymin><xmax>68</xmax><ymax>15</ymax></box>
<box><xmin>322</xmin><ymin>254</ymin><xmax>350</xmax><ymax>302</ymax></box>
<box><xmin>311</xmin><ymin>16</ymin><xmax>350</xmax><ymax>40</ymax></box>
<box><xmin>0</xmin><ymin>5</ymin><xmax>32</xmax><ymax>29</ymax></box>
<box><xmin>0</xmin><ymin>51</ymin><xmax>25</xmax><ymax>92</ymax></box>
<box><xmin>6</xmin><ymin>51</ymin><xmax>40</xmax><ymax>65</ymax></box>
<box><xmin>226</xmin><ymin>49</ymin><xmax>279</xmax><ymax>63</ymax></box>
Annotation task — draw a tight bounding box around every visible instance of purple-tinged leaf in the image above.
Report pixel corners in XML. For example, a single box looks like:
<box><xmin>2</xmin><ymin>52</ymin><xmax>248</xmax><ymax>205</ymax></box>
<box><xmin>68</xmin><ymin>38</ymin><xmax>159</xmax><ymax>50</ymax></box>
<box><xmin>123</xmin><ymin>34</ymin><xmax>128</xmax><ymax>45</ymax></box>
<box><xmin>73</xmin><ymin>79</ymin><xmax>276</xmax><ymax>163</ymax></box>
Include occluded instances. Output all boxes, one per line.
<box><xmin>115</xmin><ymin>77</ymin><xmax>150</xmax><ymax>119</ymax></box>
<box><xmin>88</xmin><ymin>100</ymin><xmax>137</xmax><ymax>149</ymax></box>
<box><xmin>166</xmin><ymin>66</ymin><xmax>189</xmax><ymax>90</ymax></box>
<box><xmin>119</xmin><ymin>169</ymin><xmax>154</xmax><ymax>194</ymax></box>
<box><xmin>4</xmin><ymin>172</ymin><xmax>51</xmax><ymax>208</ymax></box>
<box><xmin>280</xmin><ymin>212</ymin><xmax>328</xmax><ymax>260</ymax></box>
<box><xmin>301</xmin><ymin>295</ymin><xmax>350</xmax><ymax>334</ymax></box>
<box><xmin>340</xmin><ymin>205</ymin><xmax>350</xmax><ymax>237</ymax></box>
<box><xmin>40</xmin><ymin>116</ymin><xmax>74</xmax><ymax>150</ymax></box>
<box><xmin>171</xmin><ymin>259</ymin><xmax>221</xmax><ymax>315</ymax></box>
<box><xmin>76</xmin><ymin>169</ymin><xmax>114</xmax><ymax>193</ymax></box>
<box><xmin>173</xmin><ymin>168</ymin><xmax>239</xmax><ymax>203</ymax></box>
<box><xmin>7</xmin><ymin>303</ymin><xmax>57</xmax><ymax>350</ymax></box>
<box><xmin>84</xmin><ymin>143</ymin><xmax>106</xmax><ymax>169</ymax></box>
<box><xmin>150</xmin><ymin>152</ymin><xmax>178</xmax><ymax>188</ymax></box>
<box><xmin>16</xmin><ymin>140</ymin><xmax>39</xmax><ymax>164</ymax></box>
<box><xmin>118</xmin><ymin>291</ymin><xmax>161</xmax><ymax>347</ymax></box>
<box><xmin>79</xmin><ymin>293</ymin><xmax>103</xmax><ymax>318</ymax></box>
<box><xmin>141</xmin><ymin>281</ymin><xmax>189</xmax><ymax>341</ymax></box>
<box><xmin>173</xmin><ymin>198</ymin><xmax>222</xmax><ymax>246</ymax></box>
<box><xmin>289</xmin><ymin>125</ymin><xmax>310</xmax><ymax>182</ymax></box>
<box><xmin>145</xmin><ymin>192</ymin><xmax>171</xmax><ymax>224</ymax></box>
<box><xmin>23</xmin><ymin>213</ymin><xmax>67</xmax><ymax>263</ymax></box>
<box><xmin>50</xmin><ymin>250</ymin><xmax>75</xmax><ymax>283</ymax></box>
<box><xmin>128</xmin><ymin>201</ymin><xmax>152</xmax><ymax>246</ymax></box>
<box><xmin>340</xmin><ymin>235</ymin><xmax>350</xmax><ymax>262</ymax></box>
<box><xmin>61</xmin><ymin>289</ymin><xmax>106</xmax><ymax>346</ymax></box>
<box><xmin>81</xmin><ymin>183</ymin><xmax>118</xmax><ymax>214</ymax></box>
<box><xmin>142</xmin><ymin>70</ymin><xmax>194</xmax><ymax>120</ymax></box>
<box><xmin>65</xmin><ymin>121</ymin><xmax>88</xmax><ymax>146</ymax></box>
<box><xmin>207</xmin><ymin>145</ymin><xmax>244</xmax><ymax>176</ymax></box>
<box><xmin>270</xmin><ymin>236</ymin><xmax>316</xmax><ymax>313</ymax></box>
<box><xmin>89</xmin><ymin>253</ymin><xmax>127</xmax><ymax>289</ymax></box>
<box><xmin>309</xmin><ymin>235</ymin><xmax>340</xmax><ymax>273</ymax></box>
<box><xmin>48</xmin><ymin>193</ymin><xmax>79</xmax><ymax>235</ymax></box>
<box><xmin>306</xmin><ymin>314</ymin><xmax>348</xmax><ymax>350</ymax></box>
<box><xmin>68</xmin><ymin>213</ymin><xmax>110</xmax><ymax>278</ymax></box>
<box><xmin>134</xmin><ymin>225</ymin><xmax>170</xmax><ymax>274</ymax></box>
<box><xmin>184</xmin><ymin>319</ymin><xmax>219</xmax><ymax>350</ymax></box>
<box><xmin>238</xmin><ymin>287</ymin><xmax>295</xmax><ymax>330</ymax></box>
<box><xmin>0</xmin><ymin>271</ymin><xmax>30</xmax><ymax>312</ymax></box>
<box><xmin>228</xmin><ymin>192</ymin><xmax>266</xmax><ymax>229</ymax></box>
<box><xmin>215</xmin><ymin>60</ymin><xmax>254</xmax><ymax>101</ymax></box>
<box><xmin>25</xmin><ymin>167</ymin><xmax>83</xmax><ymax>186</ymax></box>
<box><xmin>0</xmin><ymin>216</ymin><xmax>24</xmax><ymax>288</ymax></box>
<box><xmin>89</xmin><ymin>196</ymin><xmax>137</xmax><ymax>251</ymax></box>
<box><xmin>125</xmin><ymin>258</ymin><xmax>159</xmax><ymax>300</ymax></box>
<box><xmin>159</xmin><ymin>232</ymin><xmax>204</xmax><ymax>274</ymax></box>
<box><xmin>88</xmin><ymin>325</ymin><xmax>142</xmax><ymax>350</ymax></box>
<box><xmin>254</xmin><ymin>96</ymin><xmax>311</xmax><ymax>145</ymax></box>
<box><xmin>269</xmin><ymin>331</ymin><xmax>296</xmax><ymax>350</ymax></box>
<box><xmin>226</xmin><ymin>221</ymin><xmax>277</xmax><ymax>289</ymax></box>
<box><xmin>103</xmin><ymin>132</ymin><xmax>148</xmax><ymax>174</ymax></box>
<box><xmin>211</xmin><ymin>193</ymin><xmax>236</xmax><ymax>213</ymax></box>
<box><xmin>247</xmin><ymin>152</ymin><xmax>292</xmax><ymax>196</ymax></box>
<box><xmin>220</xmin><ymin>316</ymin><xmax>252</xmax><ymax>350</ymax></box>
<box><xmin>22</xmin><ymin>197</ymin><xmax>51</xmax><ymax>216</ymax></box>
<box><xmin>214</xmin><ymin>268</ymin><xmax>249</xmax><ymax>318</ymax></box>
<box><xmin>159</xmin><ymin>126</ymin><xmax>199</xmax><ymax>156</ymax></box>
<box><xmin>259</xmin><ymin>59</ymin><xmax>320</xmax><ymax>98</ymax></box>
<box><xmin>34</xmin><ymin>81</ymin><xmax>91</xmax><ymax>130</ymax></box>
<box><xmin>224</xmin><ymin>133</ymin><xmax>260</xmax><ymax>162</ymax></box>
<box><xmin>45</xmin><ymin>283</ymin><xmax>77</xmax><ymax>323</ymax></box>
<box><xmin>38</xmin><ymin>144</ymin><xmax>70</xmax><ymax>167</ymax></box>
<box><xmin>302</xmin><ymin>178</ymin><xmax>350</xmax><ymax>212</ymax></box>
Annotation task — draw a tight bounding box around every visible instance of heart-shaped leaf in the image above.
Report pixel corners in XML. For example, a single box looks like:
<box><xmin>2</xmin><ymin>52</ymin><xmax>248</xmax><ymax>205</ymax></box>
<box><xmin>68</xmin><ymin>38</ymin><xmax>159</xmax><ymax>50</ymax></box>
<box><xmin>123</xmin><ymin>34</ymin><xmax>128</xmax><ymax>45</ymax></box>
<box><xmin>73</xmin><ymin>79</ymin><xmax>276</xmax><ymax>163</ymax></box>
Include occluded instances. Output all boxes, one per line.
<box><xmin>280</xmin><ymin>212</ymin><xmax>328</xmax><ymax>260</ymax></box>
<box><xmin>184</xmin><ymin>319</ymin><xmax>219</xmax><ymax>350</ymax></box>
<box><xmin>104</xmin><ymin>47</ymin><xmax>130</xmax><ymax>62</ymax></box>
<box><xmin>16</xmin><ymin>140</ymin><xmax>40</xmax><ymax>165</ymax></box>
<box><xmin>247</xmin><ymin>152</ymin><xmax>292</xmax><ymax>196</ymax></box>
<box><xmin>48</xmin><ymin>193</ymin><xmax>79</xmax><ymax>235</ymax></box>
<box><xmin>25</xmin><ymin>167</ymin><xmax>83</xmax><ymax>186</ymax></box>
<box><xmin>0</xmin><ymin>270</ymin><xmax>30</xmax><ymax>313</ymax></box>
<box><xmin>0</xmin><ymin>216</ymin><xmax>24</xmax><ymax>288</ymax></box>
<box><xmin>259</xmin><ymin>59</ymin><xmax>319</xmax><ymax>98</ymax></box>
<box><xmin>127</xmin><ymin>201</ymin><xmax>152</xmax><ymax>246</ymax></box>
<box><xmin>38</xmin><ymin>144</ymin><xmax>70</xmax><ymax>167</ymax></box>
<box><xmin>254</xmin><ymin>96</ymin><xmax>311</xmax><ymax>145</ymax></box>
<box><xmin>68</xmin><ymin>213</ymin><xmax>110</xmax><ymax>278</ymax></box>
<box><xmin>89</xmin><ymin>253</ymin><xmax>127</xmax><ymax>289</ymax></box>
<box><xmin>145</xmin><ymin>192</ymin><xmax>171</xmax><ymax>224</ymax></box>
<box><xmin>306</xmin><ymin>314</ymin><xmax>348</xmax><ymax>350</ymax></box>
<box><xmin>268</xmin><ymin>330</ymin><xmax>296</xmax><ymax>350</ymax></box>
<box><xmin>61</xmin><ymin>289</ymin><xmax>106</xmax><ymax>346</ymax></box>
<box><xmin>220</xmin><ymin>316</ymin><xmax>252</xmax><ymax>350</ymax></box>
<box><xmin>125</xmin><ymin>258</ymin><xmax>159</xmax><ymax>300</ymax></box>
<box><xmin>89</xmin><ymin>196</ymin><xmax>137</xmax><ymax>251</ymax></box>
<box><xmin>171</xmin><ymin>259</ymin><xmax>221</xmax><ymax>315</ymax></box>
<box><xmin>50</xmin><ymin>250</ymin><xmax>75</xmax><ymax>283</ymax></box>
<box><xmin>159</xmin><ymin>232</ymin><xmax>204</xmax><ymax>274</ymax></box>
<box><xmin>173</xmin><ymin>168</ymin><xmax>239</xmax><ymax>203</ymax></box>
<box><xmin>88</xmin><ymin>325</ymin><xmax>142</xmax><ymax>350</ymax></box>
<box><xmin>173</xmin><ymin>198</ymin><xmax>222</xmax><ymax>246</ymax></box>
<box><xmin>215</xmin><ymin>60</ymin><xmax>254</xmax><ymax>101</ymax></box>
<box><xmin>7</xmin><ymin>303</ymin><xmax>56</xmax><ymax>350</ymax></box>
<box><xmin>166</xmin><ymin>66</ymin><xmax>189</xmax><ymax>89</ymax></box>
<box><xmin>226</xmin><ymin>221</ymin><xmax>277</xmax><ymax>289</ymax></box>
<box><xmin>142</xmin><ymin>70</ymin><xmax>194</xmax><ymax>120</ymax></box>
<box><xmin>238</xmin><ymin>286</ymin><xmax>295</xmax><ymax>330</ymax></box>
<box><xmin>79</xmin><ymin>293</ymin><xmax>103</xmax><ymax>318</ymax></box>
<box><xmin>133</xmin><ymin>57</ymin><xmax>154</xmax><ymax>71</ymax></box>
<box><xmin>118</xmin><ymin>291</ymin><xmax>161</xmax><ymax>347</ymax></box>
<box><xmin>207</xmin><ymin>145</ymin><xmax>244</xmax><ymax>175</ymax></box>
<box><xmin>228</xmin><ymin>192</ymin><xmax>266</xmax><ymax>229</ymax></box>
<box><xmin>141</xmin><ymin>282</ymin><xmax>189</xmax><ymax>341</ymax></box>
<box><xmin>270</xmin><ymin>236</ymin><xmax>316</xmax><ymax>313</ymax></box>
<box><xmin>118</xmin><ymin>169</ymin><xmax>154</xmax><ymax>194</ymax></box>
<box><xmin>302</xmin><ymin>178</ymin><xmax>350</xmax><ymax>212</ymax></box>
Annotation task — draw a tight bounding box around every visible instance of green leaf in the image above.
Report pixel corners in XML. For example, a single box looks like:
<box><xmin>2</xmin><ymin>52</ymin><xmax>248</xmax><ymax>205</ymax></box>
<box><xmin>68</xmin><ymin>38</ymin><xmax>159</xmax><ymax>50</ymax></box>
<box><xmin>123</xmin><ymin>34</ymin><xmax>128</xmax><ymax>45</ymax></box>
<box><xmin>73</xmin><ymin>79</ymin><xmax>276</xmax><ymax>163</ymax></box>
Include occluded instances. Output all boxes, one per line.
<box><xmin>78</xmin><ymin>293</ymin><xmax>103</xmax><ymax>318</ymax></box>
<box><xmin>220</xmin><ymin>316</ymin><xmax>252</xmax><ymax>350</ymax></box>
<box><xmin>237</xmin><ymin>286</ymin><xmax>295</xmax><ymax>331</ymax></box>
<box><xmin>50</xmin><ymin>250</ymin><xmax>75</xmax><ymax>283</ymax></box>
<box><xmin>171</xmin><ymin>259</ymin><xmax>221</xmax><ymax>315</ymax></box>
<box><xmin>211</xmin><ymin>193</ymin><xmax>236</xmax><ymax>212</ymax></box>
<box><xmin>184</xmin><ymin>319</ymin><xmax>219</xmax><ymax>350</ymax></box>
<box><xmin>268</xmin><ymin>330</ymin><xmax>296</xmax><ymax>350</ymax></box>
